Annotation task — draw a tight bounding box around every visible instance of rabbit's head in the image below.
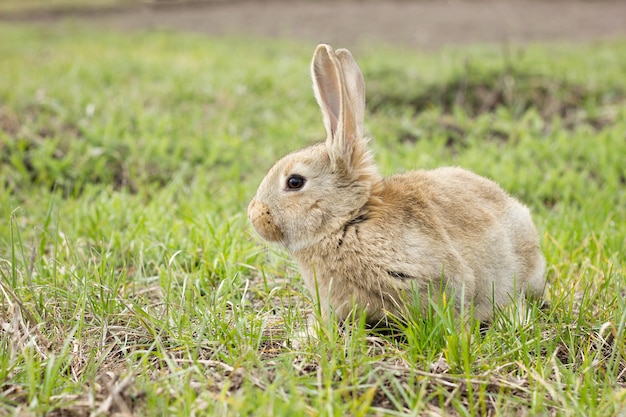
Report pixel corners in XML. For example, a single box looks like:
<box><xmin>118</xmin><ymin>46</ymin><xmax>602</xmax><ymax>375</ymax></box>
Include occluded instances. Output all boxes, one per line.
<box><xmin>248</xmin><ymin>45</ymin><xmax>381</xmax><ymax>253</ymax></box>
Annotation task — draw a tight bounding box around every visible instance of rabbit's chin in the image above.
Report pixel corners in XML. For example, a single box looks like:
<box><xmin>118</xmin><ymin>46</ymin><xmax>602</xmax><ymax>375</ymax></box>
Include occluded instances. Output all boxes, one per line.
<box><xmin>248</xmin><ymin>198</ymin><xmax>283</xmax><ymax>243</ymax></box>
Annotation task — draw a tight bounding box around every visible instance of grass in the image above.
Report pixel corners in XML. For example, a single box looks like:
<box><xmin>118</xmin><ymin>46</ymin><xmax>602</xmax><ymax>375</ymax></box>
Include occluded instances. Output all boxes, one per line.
<box><xmin>0</xmin><ymin>23</ymin><xmax>625</xmax><ymax>416</ymax></box>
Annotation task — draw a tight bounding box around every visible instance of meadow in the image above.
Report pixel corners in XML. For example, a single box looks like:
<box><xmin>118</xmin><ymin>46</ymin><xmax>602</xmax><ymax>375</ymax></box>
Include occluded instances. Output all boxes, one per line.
<box><xmin>0</xmin><ymin>23</ymin><xmax>625</xmax><ymax>416</ymax></box>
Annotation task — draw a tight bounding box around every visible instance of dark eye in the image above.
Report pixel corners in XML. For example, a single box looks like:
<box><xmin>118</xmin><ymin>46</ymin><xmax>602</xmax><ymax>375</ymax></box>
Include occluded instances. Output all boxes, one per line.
<box><xmin>286</xmin><ymin>175</ymin><xmax>306</xmax><ymax>190</ymax></box>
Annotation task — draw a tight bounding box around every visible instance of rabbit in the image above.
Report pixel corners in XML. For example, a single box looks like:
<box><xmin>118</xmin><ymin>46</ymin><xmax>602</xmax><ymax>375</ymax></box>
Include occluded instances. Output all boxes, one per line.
<box><xmin>248</xmin><ymin>44</ymin><xmax>546</xmax><ymax>326</ymax></box>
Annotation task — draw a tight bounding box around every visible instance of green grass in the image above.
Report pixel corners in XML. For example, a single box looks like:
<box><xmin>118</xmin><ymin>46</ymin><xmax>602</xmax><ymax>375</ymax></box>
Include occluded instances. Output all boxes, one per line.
<box><xmin>1</xmin><ymin>24</ymin><xmax>625</xmax><ymax>416</ymax></box>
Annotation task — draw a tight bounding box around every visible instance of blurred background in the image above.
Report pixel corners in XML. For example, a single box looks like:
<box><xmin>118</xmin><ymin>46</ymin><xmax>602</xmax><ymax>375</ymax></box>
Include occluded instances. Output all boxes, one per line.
<box><xmin>3</xmin><ymin>0</ymin><xmax>626</xmax><ymax>49</ymax></box>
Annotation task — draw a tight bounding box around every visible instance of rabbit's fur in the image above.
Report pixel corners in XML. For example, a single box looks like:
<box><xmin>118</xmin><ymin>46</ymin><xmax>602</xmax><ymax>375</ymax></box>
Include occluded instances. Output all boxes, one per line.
<box><xmin>248</xmin><ymin>44</ymin><xmax>545</xmax><ymax>324</ymax></box>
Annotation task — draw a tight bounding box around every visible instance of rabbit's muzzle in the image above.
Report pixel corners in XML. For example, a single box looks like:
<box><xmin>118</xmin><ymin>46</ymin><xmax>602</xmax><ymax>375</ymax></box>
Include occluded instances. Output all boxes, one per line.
<box><xmin>248</xmin><ymin>198</ymin><xmax>283</xmax><ymax>242</ymax></box>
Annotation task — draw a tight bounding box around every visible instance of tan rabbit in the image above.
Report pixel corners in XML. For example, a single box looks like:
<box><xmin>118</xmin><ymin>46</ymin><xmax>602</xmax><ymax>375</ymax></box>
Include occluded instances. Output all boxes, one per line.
<box><xmin>248</xmin><ymin>44</ymin><xmax>545</xmax><ymax>325</ymax></box>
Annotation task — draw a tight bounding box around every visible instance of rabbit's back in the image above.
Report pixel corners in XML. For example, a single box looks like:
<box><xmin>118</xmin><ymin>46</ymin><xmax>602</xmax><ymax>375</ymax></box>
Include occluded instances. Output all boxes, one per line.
<box><xmin>383</xmin><ymin>167</ymin><xmax>545</xmax><ymax>318</ymax></box>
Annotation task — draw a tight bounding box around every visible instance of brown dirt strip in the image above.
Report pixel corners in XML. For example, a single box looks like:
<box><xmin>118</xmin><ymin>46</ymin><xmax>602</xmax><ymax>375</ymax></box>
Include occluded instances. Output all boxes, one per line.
<box><xmin>3</xmin><ymin>0</ymin><xmax>626</xmax><ymax>49</ymax></box>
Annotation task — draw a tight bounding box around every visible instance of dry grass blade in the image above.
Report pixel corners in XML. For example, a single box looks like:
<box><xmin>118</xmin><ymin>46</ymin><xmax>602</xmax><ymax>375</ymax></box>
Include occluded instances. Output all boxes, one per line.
<box><xmin>0</xmin><ymin>281</ymin><xmax>49</xmax><ymax>360</ymax></box>
<box><xmin>89</xmin><ymin>374</ymin><xmax>135</xmax><ymax>417</ymax></box>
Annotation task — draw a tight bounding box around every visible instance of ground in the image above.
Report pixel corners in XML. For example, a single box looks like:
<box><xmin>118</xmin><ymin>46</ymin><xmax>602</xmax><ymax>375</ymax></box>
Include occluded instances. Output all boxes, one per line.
<box><xmin>4</xmin><ymin>0</ymin><xmax>626</xmax><ymax>49</ymax></box>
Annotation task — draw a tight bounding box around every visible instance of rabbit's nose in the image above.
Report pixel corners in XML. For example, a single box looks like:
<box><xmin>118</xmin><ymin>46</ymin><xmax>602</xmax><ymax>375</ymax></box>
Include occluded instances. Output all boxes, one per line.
<box><xmin>248</xmin><ymin>199</ymin><xmax>283</xmax><ymax>242</ymax></box>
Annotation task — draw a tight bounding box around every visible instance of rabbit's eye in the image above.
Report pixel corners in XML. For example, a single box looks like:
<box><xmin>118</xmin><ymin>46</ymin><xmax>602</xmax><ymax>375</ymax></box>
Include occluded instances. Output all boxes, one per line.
<box><xmin>286</xmin><ymin>175</ymin><xmax>306</xmax><ymax>190</ymax></box>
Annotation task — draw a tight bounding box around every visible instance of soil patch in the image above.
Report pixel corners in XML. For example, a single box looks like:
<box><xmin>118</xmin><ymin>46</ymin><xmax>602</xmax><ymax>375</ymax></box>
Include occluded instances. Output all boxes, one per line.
<box><xmin>368</xmin><ymin>66</ymin><xmax>625</xmax><ymax>131</ymax></box>
<box><xmin>3</xmin><ymin>0</ymin><xmax>626</xmax><ymax>49</ymax></box>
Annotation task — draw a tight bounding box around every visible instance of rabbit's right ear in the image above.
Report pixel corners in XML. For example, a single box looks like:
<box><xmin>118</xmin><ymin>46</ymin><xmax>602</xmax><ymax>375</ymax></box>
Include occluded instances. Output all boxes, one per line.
<box><xmin>311</xmin><ymin>44</ymin><xmax>367</xmax><ymax>172</ymax></box>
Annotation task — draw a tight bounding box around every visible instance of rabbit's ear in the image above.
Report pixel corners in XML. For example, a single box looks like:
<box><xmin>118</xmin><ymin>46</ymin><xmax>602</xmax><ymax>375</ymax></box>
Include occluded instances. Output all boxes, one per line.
<box><xmin>312</xmin><ymin>44</ymin><xmax>342</xmax><ymax>139</ymax></box>
<box><xmin>335</xmin><ymin>48</ymin><xmax>365</xmax><ymax>138</ymax></box>
<box><xmin>311</xmin><ymin>44</ymin><xmax>366</xmax><ymax>171</ymax></box>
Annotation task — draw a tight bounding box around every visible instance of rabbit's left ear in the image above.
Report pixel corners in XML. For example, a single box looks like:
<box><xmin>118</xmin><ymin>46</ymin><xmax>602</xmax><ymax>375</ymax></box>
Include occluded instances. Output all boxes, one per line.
<box><xmin>311</xmin><ymin>44</ymin><xmax>366</xmax><ymax>171</ymax></box>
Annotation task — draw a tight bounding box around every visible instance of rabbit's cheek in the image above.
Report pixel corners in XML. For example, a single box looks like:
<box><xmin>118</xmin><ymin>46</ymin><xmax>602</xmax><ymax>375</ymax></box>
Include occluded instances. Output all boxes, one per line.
<box><xmin>248</xmin><ymin>199</ymin><xmax>283</xmax><ymax>242</ymax></box>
